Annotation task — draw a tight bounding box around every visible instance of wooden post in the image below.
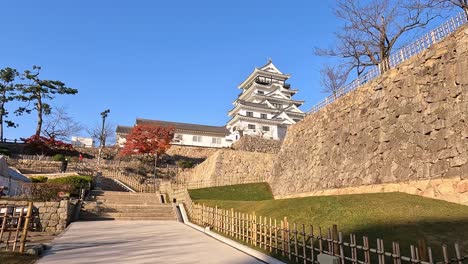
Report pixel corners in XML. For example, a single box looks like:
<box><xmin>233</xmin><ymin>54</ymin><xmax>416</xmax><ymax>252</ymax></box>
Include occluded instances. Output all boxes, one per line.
<box><xmin>274</xmin><ymin>219</ymin><xmax>278</xmax><ymax>254</ymax></box>
<box><xmin>259</xmin><ymin>216</ymin><xmax>262</xmax><ymax>248</ymax></box>
<box><xmin>310</xmin><ymin>225</ymin><xmax>315</xmax><ymax>263</ymax></box>
<box><xmin>363</xmin><ymin>236</ymin><xmax>370</xmax><ymax>264</ymax></box>
<box><xmin>454</xmin><ymin>243</ymin><xmax>462</xmax><ymax>264</ymax></box>
<box><xmin>332</xmin><ymin>224</ymin><xmax>340</xmax><ymax>256</ymax></box>
<box><xmin>264</xmin><ymin>216</ymin><xmax>267</xmax><ymax>251</ymax></box>
<box><xmin>19</xmin><ymin>202</ymin><xmax>33</xmax><ymax>253</ymax></box>
<box><xmin>301</xmin><ymin>224</ymin><xmax>306</xmax><ymax>264</ymax></box>
<box><xmin>442</xmin><ymin>244</ymin><xmax>449</xmax><ymax>264</ymax></box>
<box><xmin>417</xmin><ymin>239</ymin><xmax>428</xmax><ymax>262</ymax></box>
<box><xmin>294</xmin><ymin>223</ymin><xmax>299</xmax><ymax>263</ymax></box>
<box><xmin>231</xmin><ymin>208</ymin><xmax>234</xmax><ymax>237</ymax></box>
<box><xmin>214</xmin><ymin>206</ymin><xmax>218</xmax><ymax>232</ymax></box>
<box><xmin>269</xmin><ymin>218</ymin><xmax>273</xmax><ymax>253</ymax></box>
<box><xmin>286</xmin><ymin>218</ymin><xmax>291</xmax><ymax>261</ymax></box>
<box><xmin>351</xmin><ymin>234</ymin><xmax>358</xmax><ymax>264</ymax></box>
<box><xmin>0</xmin><ymin>208</ymin><xmax>8</xmax><ymax>248</ymax></box>
<box><xmin>281</xmin><ymin>220</ymin><xmax>285</xmax><ymax>257</ymax></box>
<box><xmin>338</xmin><ymin>232</ymin><xmax>345</xmax><ymax>264</ymax></box>
<box><xmin>12</xmin><ymin>208</ymin><xmax>25</xmax><ymax>251</ymax></box>
<box><xmin>318</xmin><ymin>227</ymin><xmax>323</xmax><ymax>254</ymax></box>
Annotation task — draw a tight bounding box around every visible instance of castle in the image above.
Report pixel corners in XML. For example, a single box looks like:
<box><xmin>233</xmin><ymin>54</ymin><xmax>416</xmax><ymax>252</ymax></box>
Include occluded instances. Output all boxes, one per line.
<box><xmin>117</xmin><ymin>60</ymin><xmax>305</xmax><ymax>148</ymax></box>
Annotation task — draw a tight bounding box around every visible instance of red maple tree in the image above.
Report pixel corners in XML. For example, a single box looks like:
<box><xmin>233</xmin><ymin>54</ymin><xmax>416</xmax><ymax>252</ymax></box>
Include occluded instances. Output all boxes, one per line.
<box><xmin>119</xmin><ymin>124</ymin><xmax>175</xmax><ymax>157</ymax></box>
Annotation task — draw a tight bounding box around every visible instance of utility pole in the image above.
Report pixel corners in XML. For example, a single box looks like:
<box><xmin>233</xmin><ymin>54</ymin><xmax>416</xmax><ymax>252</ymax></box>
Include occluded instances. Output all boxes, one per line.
<box><xmin>97</xmin><ymin>109</ymin><xmax>110</xmax><ymax>167</ymax></box>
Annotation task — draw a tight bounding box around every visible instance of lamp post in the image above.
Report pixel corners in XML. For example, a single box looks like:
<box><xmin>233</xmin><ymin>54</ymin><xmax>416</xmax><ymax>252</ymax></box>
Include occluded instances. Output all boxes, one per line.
<box><xmin>97</xmin><ymin>109</ymin><xmax>110</xmax><ymax>167</ymax></box>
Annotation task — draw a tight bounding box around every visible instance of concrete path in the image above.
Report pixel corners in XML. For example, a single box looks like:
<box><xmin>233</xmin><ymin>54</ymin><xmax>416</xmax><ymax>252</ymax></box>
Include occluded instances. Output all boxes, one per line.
<box><xmin>37</xmin><ymin>221</ymin><xmax>265</xmax><ymax>264</ymax></box>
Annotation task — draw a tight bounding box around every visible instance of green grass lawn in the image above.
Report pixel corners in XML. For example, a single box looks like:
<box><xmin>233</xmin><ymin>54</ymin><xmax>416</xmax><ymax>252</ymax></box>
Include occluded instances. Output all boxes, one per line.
<box><xmin>188</xmin><ymin>182</ymin><xmax>273</xmax><ymax>201</ymax></box>
<box><xmin>191</xmin><ymin>183</ymin><xmax>468</xmax><ymax>257</ymax></box>
<box><xmin>0</xmin><ymin>252</ymin><xmax>38</xmax><ymax>264</ymax></box>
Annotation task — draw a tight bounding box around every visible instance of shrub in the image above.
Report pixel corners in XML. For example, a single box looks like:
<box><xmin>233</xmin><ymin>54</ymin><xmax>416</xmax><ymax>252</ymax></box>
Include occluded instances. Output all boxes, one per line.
<box><xmin>48</xmin><ymin>175</ymin><xmax>93</xmax><ymax>196</ymax></box>
<box><xmin>30</xmin><ymin>176</ymin><xmax>48</xmax><ymax>183</ymax></box>
<box><xmin>0</xmin><ymin>147</ymin><xmax>11</xmax><ymax>156</ymax></box>
<box><xmin>52</xmin><ymin>154</ymin><xmax>65</xmax><ymax>161</ymax></box>
<box><xmin>21</xmin><ymin>183</ymin><xmax>72</xmax><ymax>201</ymax></box>
<box><xmin>176</xmin><ymin>159</ymin><xmax>195</xmax><ymax>169</ymax></box>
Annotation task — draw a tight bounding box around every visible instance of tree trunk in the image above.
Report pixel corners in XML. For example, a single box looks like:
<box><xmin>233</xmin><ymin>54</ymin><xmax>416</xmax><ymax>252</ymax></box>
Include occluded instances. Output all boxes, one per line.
<box><xmin>35</xmin><ymin>98</ymin><xmax>43</xmax><ymax>137</ymax></box>
<box><xmin>0</xmin><ymin>103</ymin><xmax>4</xmax><ymax>141</ymax></box>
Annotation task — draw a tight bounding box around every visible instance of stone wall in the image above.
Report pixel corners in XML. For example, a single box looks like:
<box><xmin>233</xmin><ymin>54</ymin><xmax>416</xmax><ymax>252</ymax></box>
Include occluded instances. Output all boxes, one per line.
<box><xmin>1</xmin><ymin>200</ymin><xmax>74</xmax><ymax>233</ymax></box>
<box><xmin>178</xmin><ymin>149</ymin><xmax>275</xmax><ymax>188</ymax></box>
<box><xmin>165</xmin><ymin>145</ymin><xmax>219</xmax><ymax>161</ymax></box>
<box><xmin>231</xmin><ymin>135</ymin><xmax>282</xmax><ymax>154</ymax></box>
<box><xmin>276</xmin><ymin>177</ymin><xmax>468</xmax><ymax>206</ymax></box>
<box><xmin>269</xmin><ymin>26</ymin><xmax>468</xmax><ymax>197</ymax></box>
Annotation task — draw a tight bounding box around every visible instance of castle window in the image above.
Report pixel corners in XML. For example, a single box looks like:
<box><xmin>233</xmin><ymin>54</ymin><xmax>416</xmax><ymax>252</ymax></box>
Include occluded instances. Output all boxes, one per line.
<box><xmin>211</xmin><ymin>137</ymin><xmax>221</xmax><ymax>144</ymax></box>
<box><xmin>257</xmin><ymin>90</ymin><xmax>264</xmax><ymax>95</ymax></box>
<box><xmin>246</xmin><ymin>111</ymin><xmax>253</xmax><ymax>117</ymax></box>
<box><xmin>248</xmin><ymin>124</ymin><xmax>256</xmax><ymax>130</ymax></box>
<box><xmin>193</xmin><ymin>135</ymin><xmax>202</xmax><ymax>142</ymax></box>
<box><xmin>262</xmin><ymin>126</ymin><xmax>270</xmax><ymax>132</ymax></box>
<box><xmin>261</xmin><ymin>113</ymin><xmax>267</xmax><ymax>119</ymax></box>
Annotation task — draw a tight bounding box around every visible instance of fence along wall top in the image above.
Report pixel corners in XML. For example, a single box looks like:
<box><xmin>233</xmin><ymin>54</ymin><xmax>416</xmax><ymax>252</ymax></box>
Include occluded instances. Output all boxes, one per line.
<box><xmin>308</xmin><ymin>11</ymin><xmax>468</xmax><ymax>115</ymax></box>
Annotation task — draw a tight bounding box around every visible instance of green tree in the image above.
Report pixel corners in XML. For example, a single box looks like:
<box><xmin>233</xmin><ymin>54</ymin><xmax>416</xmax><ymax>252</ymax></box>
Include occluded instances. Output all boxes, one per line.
<box><xmin>16</xmin><ymin>66</ymin><xmax>78</xmax><ymax>137</ymax></box>
<box><xmin>0</xmin><ymin>67</ymin><xmax>20</xmax><ymax>140</ymax></box>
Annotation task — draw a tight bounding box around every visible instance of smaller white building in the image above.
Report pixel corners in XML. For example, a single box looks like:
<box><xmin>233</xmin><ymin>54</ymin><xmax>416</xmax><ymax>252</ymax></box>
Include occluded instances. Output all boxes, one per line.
<box><xmin>116</xmin><ymin>118</ymin><xmax>231</xmax><ymax>148</ymax></box>
<box><xmin>71</xmin><ymin>136</ymin><xmax>94</xmax><ymax>148</ymax></box>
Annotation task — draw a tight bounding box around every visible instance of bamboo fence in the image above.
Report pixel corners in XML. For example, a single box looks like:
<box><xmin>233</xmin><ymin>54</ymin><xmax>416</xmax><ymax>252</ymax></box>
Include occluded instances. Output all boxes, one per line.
<box><xmin>0</xmin><ymin>202</ymin><xmax>33</xmax><ymax>253</ymax></box>
<box><xmin>188</xmin><ymin>203</ymin><xmax>467</xmax><ymax>264</ymax></box>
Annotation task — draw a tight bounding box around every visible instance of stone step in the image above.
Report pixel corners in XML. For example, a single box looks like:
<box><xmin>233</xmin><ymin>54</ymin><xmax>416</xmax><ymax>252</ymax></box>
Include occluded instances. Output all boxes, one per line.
<box><xmin>91</xmin><ymin>191</ymin><xmax>161</xmax><ymax>196</ymax></box>
<box><xmin>99</xmin><ymin>207</ymin><xmax>172</xmax><ymax>213</ymax></box>
<box><xmin>81</xmin><ymin>190</ymin><xmax>174</xmax><ymax>221</ymax></box>
<box><xmin>96</xmin><ymin>201</ymin><xmax>162</xmax><ymax>206</ymax></box>
<box><xmin>79</xmin><ymin>216</ymin><xmax>176</xmax><ymax>221</ymax></box>
<box><xmin>80</xmin><ymin>211</ymin><xmax>175</xmax><ymax>217</ymax></box>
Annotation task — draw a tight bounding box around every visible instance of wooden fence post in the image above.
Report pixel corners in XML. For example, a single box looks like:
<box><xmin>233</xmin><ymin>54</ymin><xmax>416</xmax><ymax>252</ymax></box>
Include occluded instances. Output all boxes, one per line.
<box><xmin>231</xmin><ymin>208</ymin><xmax>234</xmax><ymax>237</ymax></box>
<box><xmin>19</xmin><ymin>202</ymin><xmax>33</xmax><ymax>253</ymax></box>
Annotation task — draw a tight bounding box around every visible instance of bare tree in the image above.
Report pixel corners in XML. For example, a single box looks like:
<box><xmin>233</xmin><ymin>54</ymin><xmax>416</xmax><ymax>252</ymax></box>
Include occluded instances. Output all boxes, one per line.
<box><xmin>87</xmin><ymin>122</ymin><xmax>116</xmax><ymax>147</ymax></box>
<box><xmin>320</xmin><ymin>64</ymin><xmax>349</xmax><ymax>99</ymax></box>
<box><xmin>316</xmin><ymin>0</ymin><xmax>440</xmax><ymax>74</ymax></box>
<box><xmin>437</xmin><ymin>0</ymin><xmax>468</xmax><ymax>16</ymax></box>
<box><xmin>42</xmin><ymin>106</ymin><xmax>83</xmax><ymax>141</ymax></box>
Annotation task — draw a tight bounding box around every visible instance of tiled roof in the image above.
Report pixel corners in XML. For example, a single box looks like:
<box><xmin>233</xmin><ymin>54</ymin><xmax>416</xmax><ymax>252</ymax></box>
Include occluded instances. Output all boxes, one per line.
<box><xmin>136</xmin><ymin>118</ymin><xmax>229</xmax><ymax>135</ymax></box>
<box><xmin>237</xmin><ymin>100</ymin><xmax>272</xmax><ymax>110</ymax></box>
<box><xmin>116</xmin><ymin>125</ymin><xmax>133</xmax><ymax>134</ymax></box>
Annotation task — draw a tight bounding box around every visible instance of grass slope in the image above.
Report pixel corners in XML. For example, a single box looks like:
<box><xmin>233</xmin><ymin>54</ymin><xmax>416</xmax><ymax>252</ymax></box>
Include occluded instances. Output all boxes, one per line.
<box><xmin>188</xmin><ymin>182</ymin><xmax>273</xmax><ymax>201</ymax></box>
<box><xmin>191</xmin><ymin>184</ymin><xmax>468</xmax><ymax>256</ymax></box>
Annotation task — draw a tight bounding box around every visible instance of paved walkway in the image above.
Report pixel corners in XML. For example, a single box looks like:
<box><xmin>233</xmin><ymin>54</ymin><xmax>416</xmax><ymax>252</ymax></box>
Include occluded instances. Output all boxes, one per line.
<box><xmin>37</xmin><ymin>221</ymin><xmax>264</xmax><ymax>264</ymax></box>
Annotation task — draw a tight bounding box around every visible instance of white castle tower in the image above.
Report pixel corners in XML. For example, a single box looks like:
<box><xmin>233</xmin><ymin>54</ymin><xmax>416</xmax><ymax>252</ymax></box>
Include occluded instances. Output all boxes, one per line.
<box><xmin>227</xmin><ymin>60</ymin><xmax>305</xmax><ymax>141</ymax></box>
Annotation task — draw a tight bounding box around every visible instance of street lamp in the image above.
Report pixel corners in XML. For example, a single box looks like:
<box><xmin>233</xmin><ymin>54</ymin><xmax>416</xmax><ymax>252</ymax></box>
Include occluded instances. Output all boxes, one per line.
<box><xmin>100</xmin><ymin>109</ymin><xmax>110</xmax><ymax>148</ymax></box>
<box><xmin>97</xmin><ymin>109</ymin><xmax>110</xmax><ymax>167</ymax></box>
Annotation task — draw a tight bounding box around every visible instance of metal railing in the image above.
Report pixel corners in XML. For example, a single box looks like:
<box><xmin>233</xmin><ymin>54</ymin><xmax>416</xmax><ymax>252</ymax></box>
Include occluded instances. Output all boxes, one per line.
<box><xmin>308</xmin><ymin>12</ymin><xmax>468</xmax><ymax>114</ymax></box>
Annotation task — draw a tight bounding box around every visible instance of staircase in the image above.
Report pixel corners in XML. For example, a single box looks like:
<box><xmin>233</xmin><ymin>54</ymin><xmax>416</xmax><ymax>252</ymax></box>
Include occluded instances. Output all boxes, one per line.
<box><xmin>80</xmin><ymin>190</ymin><xmax>176</xmax><ymax>221</ymax></box>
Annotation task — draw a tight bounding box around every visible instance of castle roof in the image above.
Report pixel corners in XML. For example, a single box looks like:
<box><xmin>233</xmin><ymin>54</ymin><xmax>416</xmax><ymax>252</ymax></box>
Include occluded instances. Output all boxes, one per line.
<box><xmin>136</xmin><ymin>118</ymin><xmax>229</xmax><ymax>136</ymax></box>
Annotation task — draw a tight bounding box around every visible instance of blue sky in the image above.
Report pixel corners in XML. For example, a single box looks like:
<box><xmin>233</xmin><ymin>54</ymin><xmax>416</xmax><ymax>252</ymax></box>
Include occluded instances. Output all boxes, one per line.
<box><xmin>0</xmin><ymin>1</ymin><xmax>453</xmax><ymax>141</ymax></box>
